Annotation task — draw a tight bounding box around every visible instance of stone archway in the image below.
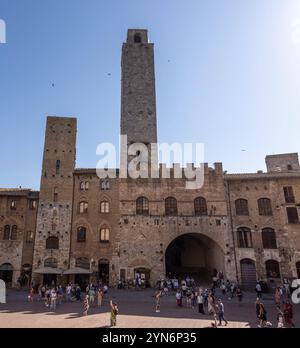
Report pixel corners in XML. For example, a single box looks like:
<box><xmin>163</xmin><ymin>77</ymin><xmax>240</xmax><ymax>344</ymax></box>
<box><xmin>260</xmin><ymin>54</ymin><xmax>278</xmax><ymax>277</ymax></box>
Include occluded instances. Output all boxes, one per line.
<box><xmin>165</xmin><ymin>233</ymin><xmax>224</xmax><ymax>283</ymax></box>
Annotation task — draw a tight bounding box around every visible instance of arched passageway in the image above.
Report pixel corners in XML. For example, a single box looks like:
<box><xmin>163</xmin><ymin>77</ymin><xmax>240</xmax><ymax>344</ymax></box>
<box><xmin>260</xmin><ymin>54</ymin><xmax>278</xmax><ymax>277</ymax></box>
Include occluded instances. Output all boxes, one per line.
<box><xmin>165</xmin><ymin>233</ymin><xmax>224</xmax><ymax>283</ymax></box>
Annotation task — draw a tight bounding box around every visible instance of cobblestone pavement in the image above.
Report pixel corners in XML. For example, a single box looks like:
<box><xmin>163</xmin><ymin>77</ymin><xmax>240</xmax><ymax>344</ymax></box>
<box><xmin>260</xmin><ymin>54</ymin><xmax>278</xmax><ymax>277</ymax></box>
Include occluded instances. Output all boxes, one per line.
<box><xmin>0</xmin><ymin>289</ymin><xmax>299</xmax><ymax>328</ymax></box>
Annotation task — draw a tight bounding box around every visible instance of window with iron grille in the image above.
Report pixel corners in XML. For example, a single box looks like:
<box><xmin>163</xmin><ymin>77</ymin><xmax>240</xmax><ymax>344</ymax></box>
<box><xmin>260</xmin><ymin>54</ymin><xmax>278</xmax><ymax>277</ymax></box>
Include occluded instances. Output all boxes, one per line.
<box><xmin>266</xmin><ymin>260</ymin><xmax>280</xmax><ymax>278</ymax></box>
<box><xmin>165</xmin><ymin>197</ymin><xmax>178</xmax><ymax>216</ymax></box>
<box><xmin>76</xmin><ymin>257</ymin><xmax>90</xmax><ymax>270</ymax></box>
<box><xmin>283</xmin><ymin>187</ymin><xmax>295</xmax><ymax>203</ymax></box>
<box><xmin>44</xmin><ymin>258</ymin><xmax>57</xmax><ymax>268</ymax></box>
<box><xmin>262</xmin><ymin>228</ymin><xmax>277</xmax><ymax>249</ymax></box>
<box><xmin>194</xmin><ymin>197</ymin><xmax>207</xmax><ymax>216</ymax></box>
<box><xmin>258</xmin><ymin>198</ymin><xmax>272</xmax><ymax>216</ymax></box>
<box><xmin>46</xmin><ymin>236</ymin><xmax>59</xmax><ymax>250</ymax></box>
<box><xmin>235</xmin><ymin>199</ymin><xmax>249</xmax><ymax>216</ymax></box>
<box><xmin>136</xmin><ymin>197</ymin><xmax>149</xmax><ymax>215</ymax></box>
<box><xmin>77</xmin><ymin>227</ymin><xmax>86</xmax><ymax>242</ymax></box>
<box><xmin>237</xmin><ymin>227</ymin><xmax>253</xmax><ymax>248</ymax></box>
<box><xmin>287</xmin><ymin>207</ymin><xmax>299</xmax><ymax>224</ymax></box>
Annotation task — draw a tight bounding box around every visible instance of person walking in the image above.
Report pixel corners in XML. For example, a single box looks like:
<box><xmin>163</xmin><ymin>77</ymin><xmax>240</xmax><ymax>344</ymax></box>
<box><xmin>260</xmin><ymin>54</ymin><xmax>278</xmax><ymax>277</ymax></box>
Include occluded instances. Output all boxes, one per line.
<box><xmin>197</xmin><ymin>291</ymin><xmax>205</xmax><ymax>314</ymax></box>
<box><xmin>256</xmin><ymin>282</ymin><xmax>262</xmax><ymax>299</ymax></box>
<box><xmin>258</xmin><ymin>302</ymin><xmax>268</xmax><ymax>328</ymax></box>
<box><xmin>236</xmin><ymin>287</ymin><xmax>243</xmax><ymax>303</ymax></box>
<box><xmin>97</xmin><ymin>288</ymin><xmax>103</xmax><ymax>308</ymax></box>
<box><xmin>57</xmin><ymin>285</ymin><xmax>64</xmax><ymax>305</ymax></box>
<box><xmin>283</xmin><ymin>301</ymin><xmax>295</xmax><ymax>328</ymax></box>
<box><xmin>155</xmin><ymin>290</ymin><xmax>162</xmax><ymax>313</ymax></box>
<box><xmin>83</xmin><ymin>295</ymin><xmax>89</xmax><ymax>316</ymax></box>
<box><xmin>88</xmin><ymin>287</ymin><xmax>95</xmax><ymax>307</ymax></box>
<box><xmin>275</xmin><ymin>287</ymin><xmax>283</xmax><ymax>309</ymax></box>
<box><xmin>66</xmin><ymin>284</ymin><xmax>72</xmax><ymax>302</ymax></box>
<box><xmin>50</xmin><ymin>288</ymin><xmax>57</xmax><ymax>311</ymax></box>
<box><xmin>255</xmin><ymin>298</ymin><xmax>261</xmax><ymax>323</ymax></box>
<box><xmin>28</xmin><ymin>287</ymin><xmax>34</xmax><ymax>302</ymax></box>
<box><xmin>208</xmin><ymin>293</ymin><xmax>215</xmax><ymax>315</ymax></box>
<box><xmin>110</xmin><ymin>300</ymin><xmax>118</xmax><ymax>327</ymax></box>
<box><xmin>175</xmin><ymin>290</ymin><xmax>182</xmax><ymax>307</ymax></box>
<box><xmin>216</xmin><ymin>299</ymin><xmax>228</xmax><ymax>326</ymax></box>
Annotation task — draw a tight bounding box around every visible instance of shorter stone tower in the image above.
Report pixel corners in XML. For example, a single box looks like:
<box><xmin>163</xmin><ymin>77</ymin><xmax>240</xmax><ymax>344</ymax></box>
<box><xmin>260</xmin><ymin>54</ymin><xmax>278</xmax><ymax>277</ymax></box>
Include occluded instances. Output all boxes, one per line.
<box><xmin>32</xmin><ymin>116</ymin><xmax>77</xmax><ymax>284</ymax></box>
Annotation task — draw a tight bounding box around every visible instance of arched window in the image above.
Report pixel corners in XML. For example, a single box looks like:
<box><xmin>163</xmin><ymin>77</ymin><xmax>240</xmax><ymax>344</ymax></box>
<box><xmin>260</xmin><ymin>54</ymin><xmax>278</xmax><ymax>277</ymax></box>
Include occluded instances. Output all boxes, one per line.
<box><xmin>3</xmin><ymin>225</ymin><xmax>10</xmax><ymax>240</ymax></box>
<box><xmin>56</xmin><ymin>159</ymin><xmax>61</xmax><ymax>174</ymax></box>
<box><xmin>100</xmin><ymin>201</ymin><xmax>110</xmax><ymax>213</ymax></box>
<box><xmin>237</xmin><ymin>227</ymin><xmax>253</xmax><ymax>248</ymax></box>
<box><xmin>46</xmin><ymin>236</ymin><xmax>59</xmax><ymax>250</ymax></box>
<box><xmin>77</xmin><ymin>227</ymin><xmax>86</xmax><ymax>243</ymax></box>
<box><xmin>134</xmin><ymin>33</ymin><xmax>142</xmax><ymax>43</ymax></box>
<box><xmin>266</xmin><ymin>260</ymin><xmax>280</xmax><ymax>278</ymax></box>
<box><xmin>194</xmin><ymin>197</ymin><xmax>207</xmax><ymax>216</ymax></box>
<box><xmin>235</xmin><ymin>199</ymin><xmax>249</xmax><ymax>216</ymax></box>
<box><xmin>75</xmin><ymin>257</ymin><xmax>90</xmax><ymax>270</ymax></box>
<box><xmin>258</xmin><ymin>198</ymin><xmax>272</xmax><ymax>216</ymax></box>
<box><xmin>80</xmin><ymin>181</ymin><xmax>89</xmax><ymax>191</ymax></box>
<box><xmin>165</xmin><ymin>197</ymin><xmax>178</xmax><ymax>216</ymax></box>
<box><xmin>10</xmin><ymin>225</ymin><xmax>17</xmax><ymax>240</ymax></box>
<box><xmin>44</xmin><ymin>258</ymin><xmax>57</xmax><ymax>268</ymax></box>
<box><xmin>296</xmin><ymin>261</ymin><xmax>300</xmax><ymax>279</ymax></box>
<box><xmin>136</xmin><ymin>197</ymin><xmax>149</xmax><ymax>215</ymax></box>
<box><xmin>262</xmin><ymin>228</ymin><xmax>277</xmax><ymax>249</ymax></box>
<box><xmin>79</xmin><ymin>201</ymin><xmax>88</xmax><ymax>214</ymax></box>
<box><xmin>100</xmin><ymin>226</ymin><xmax>110</xmax><ymax>243</ymax></box>
<box><xmin>100</xmin><ymin>179</ymin><xmax>110</xmax><ymax>190</ymax></box>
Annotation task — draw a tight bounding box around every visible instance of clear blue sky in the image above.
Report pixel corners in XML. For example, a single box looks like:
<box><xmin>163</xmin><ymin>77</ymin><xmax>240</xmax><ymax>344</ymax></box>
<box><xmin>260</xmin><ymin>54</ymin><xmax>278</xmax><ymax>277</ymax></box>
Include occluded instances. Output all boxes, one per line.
<box><xmin>1</xmin><ymin>0</ymin><xmax>300</xmax><ymax>190</ymax></box>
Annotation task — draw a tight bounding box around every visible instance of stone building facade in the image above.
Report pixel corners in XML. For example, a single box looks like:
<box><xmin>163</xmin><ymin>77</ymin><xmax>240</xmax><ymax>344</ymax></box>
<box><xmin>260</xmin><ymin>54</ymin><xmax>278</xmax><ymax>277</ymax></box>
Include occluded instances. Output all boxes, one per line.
<box><xmin>1</xmin><ymin>29</ymin><xmax>300</xmax><ymax>289</ymax></box>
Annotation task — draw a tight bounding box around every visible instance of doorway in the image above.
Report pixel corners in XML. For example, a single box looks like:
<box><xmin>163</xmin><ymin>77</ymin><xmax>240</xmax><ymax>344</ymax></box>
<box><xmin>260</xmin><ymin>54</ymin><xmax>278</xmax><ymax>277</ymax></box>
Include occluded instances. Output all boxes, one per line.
<box><xmin>98</xmin><ymin>259</ymin><xmax>109</xmax><ymax>285</ymax></box>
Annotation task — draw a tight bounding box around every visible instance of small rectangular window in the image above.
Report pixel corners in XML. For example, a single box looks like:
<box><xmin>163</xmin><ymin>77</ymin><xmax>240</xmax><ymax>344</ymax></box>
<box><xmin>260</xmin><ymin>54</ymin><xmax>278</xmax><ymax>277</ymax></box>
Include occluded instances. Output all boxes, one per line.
<box><xmin>287</xmin><ymin>207</ymin><xmax>299</xmax><ymax>224</ymax></box>
<box><xmin>56</xmin><ymin>160</ymin><xmax>61</xmax><ymax>174</ymax></box>
<box><xmin>29</xmin><ymin>200</ymin><xmax>37</xmax><ymax>210</ymax></box>
<box><xmin>10</xmin><ymin>200</ymin><xmax>17</xmax><ymax>210</ymax></box>
<box><xmin>284</xmin><ymin>187</ymin><xmax>295</xmax><ymax>203</ymax></box>
<box><xmin>26</xmin><ymin>231</ymin><xmax>34</xmax><ymax>243</ymax></box>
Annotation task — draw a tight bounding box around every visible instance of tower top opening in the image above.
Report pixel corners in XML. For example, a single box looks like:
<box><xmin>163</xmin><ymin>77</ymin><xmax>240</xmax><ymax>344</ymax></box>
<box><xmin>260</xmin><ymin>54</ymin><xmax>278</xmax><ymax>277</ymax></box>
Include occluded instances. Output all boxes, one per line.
<box><xmin>126</xmin><ymin>29</ymin><xmax>149</xmax><ymax>44</ymax></box>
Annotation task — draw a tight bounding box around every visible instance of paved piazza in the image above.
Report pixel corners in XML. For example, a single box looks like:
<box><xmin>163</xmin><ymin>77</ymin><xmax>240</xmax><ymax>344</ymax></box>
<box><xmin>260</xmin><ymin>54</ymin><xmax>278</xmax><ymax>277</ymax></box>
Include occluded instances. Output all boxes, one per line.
<box><xmin>0</xmin><ymin>289</ymin><xmax>299</xmax><ymax>328</ymax></box>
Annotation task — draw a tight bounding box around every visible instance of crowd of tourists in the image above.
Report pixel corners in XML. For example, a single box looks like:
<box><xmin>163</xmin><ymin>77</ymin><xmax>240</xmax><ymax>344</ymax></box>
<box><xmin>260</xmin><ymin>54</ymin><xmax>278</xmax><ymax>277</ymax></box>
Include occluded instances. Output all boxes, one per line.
<box><xmin>24</xmin><ymin>272</ymin><xmax>298</xmax><ymax>328</ymax></box>
<box><xmin>154</xmin><ymin>272</ymin><xmax>297</xmax><ymax>328</ymax></box>
<box><xmin>27</xmin><ymin>282</ymin><xmax>109</xmax><ymax>312</ymax></box>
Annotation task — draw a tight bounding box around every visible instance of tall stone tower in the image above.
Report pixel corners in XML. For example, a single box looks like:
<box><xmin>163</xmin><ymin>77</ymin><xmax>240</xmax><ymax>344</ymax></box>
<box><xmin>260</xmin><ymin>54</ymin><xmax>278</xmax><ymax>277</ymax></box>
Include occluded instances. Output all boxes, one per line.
<box><xmin>32</xmin><ymin>116</ymin><xmax>77</xmax><ymax>283</ymax></box>
<box><xmin>120</xmin><ymin>29</ymin><xmax>158</xmax><ymax>170</ymax></box>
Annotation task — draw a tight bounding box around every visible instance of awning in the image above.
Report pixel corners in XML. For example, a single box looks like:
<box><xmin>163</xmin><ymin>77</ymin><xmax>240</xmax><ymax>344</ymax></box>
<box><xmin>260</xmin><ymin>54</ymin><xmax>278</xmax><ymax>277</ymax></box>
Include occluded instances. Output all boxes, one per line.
<box><xmin>63</xmin><ymin>267</ymin><xmax>92</xmax><ymax>275</ymax></box>
<box><xmin>33</xmin><ymin>267</ymin><xmax>63</xmax><ymax>275</ymax></box>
